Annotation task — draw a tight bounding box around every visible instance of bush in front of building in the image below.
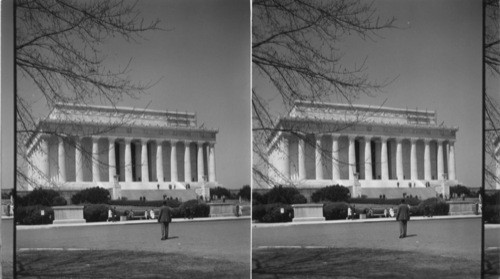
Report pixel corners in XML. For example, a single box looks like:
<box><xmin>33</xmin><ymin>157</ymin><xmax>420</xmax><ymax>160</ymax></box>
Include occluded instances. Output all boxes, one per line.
<box><xmin>266</xmin><ymin>185</ymin><xmax>306</xmax><ymax>204</ymax></box>
<box><xmin>252</xmin><ymin>192</ymin><xmax>266</xmax><ymax>205</ymax></box>
<box><xmin>17</xmin><ymin>187</ymin><xmax>62</xmax><ymax>207</ymax></box>
<box><xmin>52</xmin><ymin>196</ymin><xmax>68</xmax><ymax>206</ymax></box>
<box><xmin>416</xmin><ymin>198</ymin><xmax>449</xmax><ymax>216</ymax></box>
<box><xmin>483</xmin><ymin>191</ymin><xmax>500</xmax><ymax>224</ymax></box>
<box><xmin>178</xmin><ymin>199</ymin><xmax>210</xmax><ymax>218</ymax></box>
<box><xmin>71</xmin><ymin>187</ymin><xmax>110</xmax><ymax>205</ymax></box>
<box><xmin>83</xmin><ymin>204</ymin><xmax>109</xmax><ymax>222</ymax></box>
<box><xmin>323</xmin><ymin>202</ymin><xmax>349</xmax><ymax>220</ymax></box>
<box><xmin>16</xmin><ymin>205</ymin><xmax>54</xmax><ymax>225</ymax></box>
<box><xmin>238</xmin><ymin>185</ymin><xmax>251</xmax><ymax>201</ymax></box>
<box><xmin>311</xmin><ymin>185</ymin><xmax>350</xmax><ymax>203</ymax></box>
<box><xmin>252</xmin><ymin>203</ymin><xmax>293</xmax><ymax>223</ymax></box>
<box><xmin>349</xmin><ymin>197</ymin><xmax>420</xmax><ymax>206</ymax></box>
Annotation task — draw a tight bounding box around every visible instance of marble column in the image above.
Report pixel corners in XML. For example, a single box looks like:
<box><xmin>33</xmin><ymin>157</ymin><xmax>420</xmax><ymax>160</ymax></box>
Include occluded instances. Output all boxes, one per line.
<box><xmin>298</xmin><ymin>136</ymin><xmax>306</xmax><ymax>180</ymax></box>
<box><xmin>437</xmin><ymin>140</ymin><xmax>444</xmax><ymax>180</ymax></box>
<box><xmin>108</xmin><ymin>137</ymin><xmax>116</xmax><ymax>182</ymax></box>
<box><xmin>410</xmin><ymin>138</ymin><xmax>418</xmax><ymax>181</ymax></box>
<box><xmin>448</xmin><ymin>140</ymin><xmax>456</xmax><ymax>180</ymax></box>
<box><xmin>58</xmin><ymin>137</ymin><xmax>66</xmax><ymax>182</ymax></box>
<box><xmin>39</xmin><ymin>135</ymin><xmax>50</xmax><ymax>179</ymax></box>
<box><xmin>184</xmin><ymin>141</ymin><xmax>192</xmax><ymax>183</ymax></box>
<box><xmin>281</xmin><ymin>135</ymin><xmax>290</xmax><ymax>180</ymax></box>
<box><xmin>495</xmin><ymin>138</ymin><xmax>500</xmax><ymax>189</ymax></box>
<box><xmin>75</xmin><ymin>137</ymin><xmax>83</xmax><ymax>182</ymax></box>
<box><xmin>381</xmin><ymin>137</ymin><xmax>389</xmax><ymax>181</ymax></box>
<box><xmin>170</xmin><ymin>140</ymin><xmax>178</xmax><ymax>182</ymax></box>
<box><xmin>348</xmin><ymin>136</ymin><xmax>356</xmax><ymax>181</ymax></box>
<box><xmin>331</xmin><ymin>134</ymin><xmax>340</xmax><ymax>181</ymax></box>
<box><xmin>315</xmin><ymin>135</ymin><xmax>323</xmax><ymax>180</ymax></box>
<box><xmin>197</xmin><ymin>142</ymin><xmax>204</xmax><ymax>182</ymax></box>
<box><xmin>424</xmin><ymin>139</ymin><xmax>431</xmax><ymax>181</ymax></box>
<box><xmin>208</xmin><ymin>143</ymin><xmax>216</xmax><ymax>182</ymax></box>
<box><xmin>92</xmin><ymin>137</ymin><xmax>100</xmax><ymax>182</ymax></box>
<box><xmin>156</xmin><ymin>140</ymin><xmax>164</xmax><ymax>182</ymax></box>
<box><xmin>124</xmin><ymin>138</ymin><xmax>133</xmax><ymax>182</ymax></box>
<box><xmin>364</xmin><ymin>136</ymin><xmax>373</xmax><ymax>180</ymax></box>
<box><xmin>141</xmin><ymin>139</ymin><xmax>149</xmax><ymax>182</ymax></box>
<box><xmin>396</xmin><ymin>138</ymin><xmax>404</xmax><ymax>180</ymax></box>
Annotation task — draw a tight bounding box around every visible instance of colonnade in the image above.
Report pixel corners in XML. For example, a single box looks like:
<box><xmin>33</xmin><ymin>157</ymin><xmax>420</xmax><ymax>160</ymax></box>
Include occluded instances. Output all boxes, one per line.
<box><xmin>278</xmin><ymin>133</ymin><xmax>456</xmax><ymax>182</ymax></box>
<box><xmin>39</xmin><ymin>135</ymin><xmax>216</xmax><ymax>184</ymax></box>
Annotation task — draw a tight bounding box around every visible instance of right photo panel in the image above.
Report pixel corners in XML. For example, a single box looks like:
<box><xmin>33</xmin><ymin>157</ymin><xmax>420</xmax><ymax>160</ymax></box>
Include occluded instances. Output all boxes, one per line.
<box><xmin>484</xmin><ymin>0</ymin><xmax>500</xmax><ymax>277</ymax></box>
<box><xmin>252</xmin><ymin>0</ymin><xmax>484</xmax><ymax>277</ymax></box>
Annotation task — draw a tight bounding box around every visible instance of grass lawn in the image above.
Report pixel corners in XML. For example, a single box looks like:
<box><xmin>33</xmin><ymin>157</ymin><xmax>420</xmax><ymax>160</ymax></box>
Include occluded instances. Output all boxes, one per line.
<box><xmin>253</xmin><ymin>247</ymin><xmax>480</xmax><ymax>278</ymax></box>
<box><xmin>17</xmin><ymin>249</ymin><xmax>249</xmax><ymax>278</ymax></box>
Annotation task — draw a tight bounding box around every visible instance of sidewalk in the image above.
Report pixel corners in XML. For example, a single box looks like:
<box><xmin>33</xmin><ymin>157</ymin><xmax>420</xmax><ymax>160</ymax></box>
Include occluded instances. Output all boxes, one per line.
<box><xmin>17</xmin><ymin>215</ymin><xmax>250</xmax><ymax>230</ymax></box>
<box><xmin>253</xmin><ymin>214</ymin><xmax>481</xmax><ymax>228</ymax></box>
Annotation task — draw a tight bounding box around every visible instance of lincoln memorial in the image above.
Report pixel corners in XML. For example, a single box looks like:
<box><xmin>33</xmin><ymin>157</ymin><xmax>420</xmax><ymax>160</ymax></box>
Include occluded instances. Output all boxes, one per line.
<box><xmin>267</xmin><ymin>101</ymin><xmax>459</xmax><ymax>198</ymax></box>
<box><xmin>25</xmin><ymin>103</ymin><xmax>218</xmax><ymax>198</ymax></box>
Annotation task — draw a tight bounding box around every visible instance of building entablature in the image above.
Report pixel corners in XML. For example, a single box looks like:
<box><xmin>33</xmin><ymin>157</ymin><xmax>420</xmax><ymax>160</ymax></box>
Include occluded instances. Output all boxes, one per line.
<box><xmin>26</xmin><ymin>119</ymin><xmax>217</xmax><ymax>157</ymax></box>
<box><xmin>267</xmin><ymin>118</ymin><xmax>457</xmax><ymax>154</ymax></box>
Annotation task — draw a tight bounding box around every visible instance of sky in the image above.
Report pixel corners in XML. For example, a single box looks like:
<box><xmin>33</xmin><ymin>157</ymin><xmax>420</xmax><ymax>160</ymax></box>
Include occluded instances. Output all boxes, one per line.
<box><xmin>2</xmin><ymin>0</ymin><xmax>250</xmax><ymax>190</ymax></box>
<box><xmin>253</xmin><ymin>0</ymin><xmax>483</xmax><ymax>187</ymax></box>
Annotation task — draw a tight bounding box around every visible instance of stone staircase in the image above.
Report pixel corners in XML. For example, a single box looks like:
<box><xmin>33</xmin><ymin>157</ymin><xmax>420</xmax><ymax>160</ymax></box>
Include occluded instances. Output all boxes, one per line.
<box><xmin>120</xmin><ymin>189</ymin><xmax>198</xmax><ymax>202</ymax></box>
<box><xmin>359</xmin><ymin>187</ymin><xmax>438</xmax><ymax>199</ymax></box>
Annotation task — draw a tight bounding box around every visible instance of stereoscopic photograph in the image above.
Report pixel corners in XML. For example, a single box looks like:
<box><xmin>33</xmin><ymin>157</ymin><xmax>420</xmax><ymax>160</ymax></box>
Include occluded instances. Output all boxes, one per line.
<box><xmin>0</xmin><ymin>0</ymin><xmax>499</xmax><ymax>278</ymax></box>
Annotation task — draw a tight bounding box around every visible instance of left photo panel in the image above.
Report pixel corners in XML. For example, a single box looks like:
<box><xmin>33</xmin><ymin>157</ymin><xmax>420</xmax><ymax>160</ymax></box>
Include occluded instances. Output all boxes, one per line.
<box><xmin>4</xmin><ymin>0</ymin><xmax>251</xmax><ymax>277</ymax></box>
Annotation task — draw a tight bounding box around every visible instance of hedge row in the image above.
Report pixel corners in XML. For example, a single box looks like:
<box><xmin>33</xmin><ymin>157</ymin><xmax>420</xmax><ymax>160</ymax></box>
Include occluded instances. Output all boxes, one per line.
<box><xmin>348</xmin><ymin>197</ymin><xmax>421</xmax><ymax>206</ymax></box>
<box><xmin>252</xmin><ymin>203</ymin><xmax>293</xmax><ymax>223</ymax></box>
<box><xmin>108</xmin><ymin>199</ymin><xmax>182</xmax><ymax>208</ymax></box>
<box><xmin>16</xmin><ymin>205</ymin><xmax>54</xmax><ymax>225</ymax></box>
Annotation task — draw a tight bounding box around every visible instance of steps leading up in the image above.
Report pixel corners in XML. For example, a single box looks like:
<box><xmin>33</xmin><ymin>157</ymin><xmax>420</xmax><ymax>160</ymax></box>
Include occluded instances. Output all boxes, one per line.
<box><xmin>359</xmin><ymin>187</ymin><xmax>438</xmax><ymax>199</ymax></box>
<box><xmin>120</xmin><ymin>189</ymin><xmax>198</xmax><ymax>202</ymax></box>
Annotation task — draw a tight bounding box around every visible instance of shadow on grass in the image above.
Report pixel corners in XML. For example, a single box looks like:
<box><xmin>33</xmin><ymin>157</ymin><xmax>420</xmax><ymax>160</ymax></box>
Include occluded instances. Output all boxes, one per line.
<box><xmin>17</xmin><ymin>249</ymin><xmax>249</xmax><ymax>279</ymax></box>
<box><xmin>484</xmin><ymin>248</ymin><xmax>499</xmax><ymax>278</ymax></box>
<box><xmin>253</xmin><ymin>247</ymin><xmax>480</xmax><ymax>279</ymax></box>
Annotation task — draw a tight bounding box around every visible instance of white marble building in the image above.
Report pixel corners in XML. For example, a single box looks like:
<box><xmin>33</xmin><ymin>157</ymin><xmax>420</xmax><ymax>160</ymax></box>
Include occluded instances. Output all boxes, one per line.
<box><xmin>25</xmin><ymin>103</ymin><xmax>218</xmax><ymax>193</ymax></box>
<box><xmin>267</xmin><ymin>101</ymin><xmax>458</xmax><ymax>194</ymax></box>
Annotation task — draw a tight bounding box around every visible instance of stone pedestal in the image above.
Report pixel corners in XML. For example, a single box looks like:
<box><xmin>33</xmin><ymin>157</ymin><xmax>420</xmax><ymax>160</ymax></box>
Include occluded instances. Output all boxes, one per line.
<box><xmin>292</xmin><ymin>204</ymin><xmax>325</xmax><ymax>222</ymax></box>
<box><xmin>209</xmin><ymin>203</ymin><xmax>236</xmax><ymax>217</ymax></box>
<box><xmin>447</xmin><ymin>201</ymin><xmax>477</xmax><ymax>215</ymax></box>
<box><xmin>52</xmin><ymin>206</ymin><xmax>86</xmax><ymax>224</ymax></box>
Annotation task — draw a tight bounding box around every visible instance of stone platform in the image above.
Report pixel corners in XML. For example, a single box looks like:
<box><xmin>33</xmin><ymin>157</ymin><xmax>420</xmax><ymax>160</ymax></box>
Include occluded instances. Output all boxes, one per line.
<box><xmin>52</xmin><ymin>205</ymin><xmax>86</xmax><ymax>224</ymax></box>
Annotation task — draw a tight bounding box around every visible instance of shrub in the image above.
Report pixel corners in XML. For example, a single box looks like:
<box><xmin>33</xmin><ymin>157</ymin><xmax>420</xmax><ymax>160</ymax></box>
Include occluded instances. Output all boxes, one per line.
<box><xmin>71</xmin><ymin>187</ymin><xmax>110</xmax><ymax>204</ymax></box>
<box><xmin>311</xmin><ymin>185</ymin><xmax>349</xmax><ymax>203</ymax></box>
<box><xmin>323</xmin><ymin>202</ymin><xmax>349</xmax><ymax>220</ymax></box>
<box><xmin>16</xmin><ymin>205</ymin><xmax>54</xmax><ymax>225</ymax></box>
<box><xmin>178</xmin><ymin>199</ymin><xmax>210</xmax><ymax>218</ymax></box>
<box><xmin>483</xmin><ymin>204</ymin><xmax>500</xmax><ymax>224</ymax></box>
<box><xmin>252</xmin><ymin>192</ymin><xmax>266</xmax><ymax>205</ymax></box>
<box><xmin>52</xmin><ymin>196</ymin><xmax>68</xmax><ymax>206</ymax></box>
<box><xmin>417</xmin><ymin>198</ymin><xmax>449</xmax><ymax>216</ymax></box>
<box><xmin>252</xmin><ymin>203</ymin><xmax>293</xmax><ymax>223</ymax></box>
<box><xmin>84</xmin><ymin>204</ymin><xmax>109</xmax><ymax>222</ymax></box>
<box><xmin>238</xmin><ymin>185</ymin><xmax>251</xmax><ymax>201</ymax></box>
<box><xmin>17</xmin><ymin>188</ymin><xmax>62</xmax><ymax>207</ymax></box>
<box><xmin>266</xmin><ymin>186</ymin><xmax>302</xmax><ymax>204</ymax></box>
<box><xmin>291</xmin><ymin>194</ymin><xmax>307</xmax><ymax>204</ymax></box>
<box><xmin>252</xmin><ymin>204</ymin><xmax>267</xmax><ymax>221</ymax></box>
<box><xmin>261</xmin><ymin>204</ymin><xmax>293</xmax><ymax>223</ymax></box>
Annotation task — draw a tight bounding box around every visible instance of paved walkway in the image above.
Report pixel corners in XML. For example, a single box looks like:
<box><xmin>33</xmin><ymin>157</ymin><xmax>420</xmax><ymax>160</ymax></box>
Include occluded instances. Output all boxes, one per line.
<box><xmin>253</xmin><ymin>216</ymin><xmax>482</xmax><ymax>260</ymax></box>
<box><xmin>17</xmin><ymin>217</ymin><xmax>251</xmax><ymax>264</ymax></box>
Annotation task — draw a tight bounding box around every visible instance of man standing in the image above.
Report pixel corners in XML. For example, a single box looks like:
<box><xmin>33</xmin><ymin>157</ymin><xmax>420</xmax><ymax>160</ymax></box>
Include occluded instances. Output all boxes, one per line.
<box><xmin>158</xmin><ymin>200</ymin><xmax>172</xmax><ymax>240</ymax></box>
<box><xmin>396</xmin><ymin>199</ymin><xmax>410</xmax><ymax>238</ymax></box>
